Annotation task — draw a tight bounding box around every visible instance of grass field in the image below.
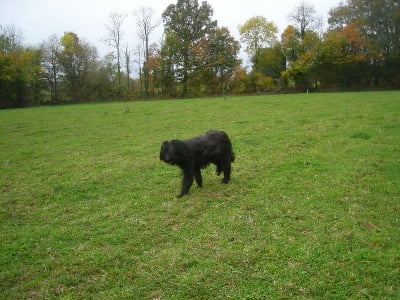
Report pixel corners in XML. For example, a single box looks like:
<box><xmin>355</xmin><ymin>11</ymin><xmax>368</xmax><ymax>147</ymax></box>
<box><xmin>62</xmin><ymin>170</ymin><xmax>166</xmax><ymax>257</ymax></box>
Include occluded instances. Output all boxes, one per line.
<box><xmin>1</xmin><ymin>91</ymin><xmax>399</xmax><ymax>299</ymax></box>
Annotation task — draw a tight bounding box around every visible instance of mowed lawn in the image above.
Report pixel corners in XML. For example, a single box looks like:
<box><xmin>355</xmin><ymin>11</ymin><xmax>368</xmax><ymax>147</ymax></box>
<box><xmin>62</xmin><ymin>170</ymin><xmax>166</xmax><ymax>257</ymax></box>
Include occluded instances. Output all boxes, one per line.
<box><xmin>1</xmin><ymin>92</ymin><xmax>399</xmax><ymax>299</ymax></box>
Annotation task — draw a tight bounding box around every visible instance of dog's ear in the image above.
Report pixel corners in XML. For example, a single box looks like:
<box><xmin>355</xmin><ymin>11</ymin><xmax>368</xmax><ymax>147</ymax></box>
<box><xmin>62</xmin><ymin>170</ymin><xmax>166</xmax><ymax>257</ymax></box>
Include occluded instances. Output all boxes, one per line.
<box><xmin>173</xmin><ymin>140</ymin><xmax>190</xmax><ymax>164</ymax></box>
<box><xmin>160</xmin><ymin>141</ymin><xmax>169</xmax><ymax>160</ymax></box>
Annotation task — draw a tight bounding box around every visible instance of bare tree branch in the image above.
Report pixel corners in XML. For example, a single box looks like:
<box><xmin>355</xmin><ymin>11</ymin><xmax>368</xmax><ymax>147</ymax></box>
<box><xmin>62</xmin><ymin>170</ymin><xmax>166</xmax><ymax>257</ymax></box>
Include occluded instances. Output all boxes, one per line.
<box><xmin>134</xmin><ymin>6</ymin><xmax>159</xmax><ymax>96</ymax></box>
<box><xmin>104</xmin><ymin>12</ymin><xmax>127</xmax><ymax>87</ymax></box>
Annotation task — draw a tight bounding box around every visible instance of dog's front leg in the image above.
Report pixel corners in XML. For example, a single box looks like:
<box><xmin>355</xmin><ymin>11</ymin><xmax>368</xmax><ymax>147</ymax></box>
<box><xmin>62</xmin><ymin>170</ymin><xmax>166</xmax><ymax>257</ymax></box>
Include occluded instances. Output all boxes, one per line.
<box><xmin>178</xmin><ymin>169</ymin><xmax>194</xmax><ymax>197</ymax></box>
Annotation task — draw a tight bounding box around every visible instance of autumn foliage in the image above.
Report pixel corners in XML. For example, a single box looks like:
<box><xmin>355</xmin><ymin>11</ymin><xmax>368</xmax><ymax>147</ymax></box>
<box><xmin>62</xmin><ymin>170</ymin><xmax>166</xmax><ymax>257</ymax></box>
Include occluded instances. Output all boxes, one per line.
<box><xmin>1</xmin><ymin>0</ymin><xmax>399</xmax><ymax>108</ymax></box>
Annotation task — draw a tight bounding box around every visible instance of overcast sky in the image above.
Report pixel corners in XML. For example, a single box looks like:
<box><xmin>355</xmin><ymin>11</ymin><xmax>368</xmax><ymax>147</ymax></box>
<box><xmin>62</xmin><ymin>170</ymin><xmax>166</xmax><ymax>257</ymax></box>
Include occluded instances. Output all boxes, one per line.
<box><xmin>1</xmin><ymin>0</ymin><xmax>341</xmax><ymax>56</ymax></box>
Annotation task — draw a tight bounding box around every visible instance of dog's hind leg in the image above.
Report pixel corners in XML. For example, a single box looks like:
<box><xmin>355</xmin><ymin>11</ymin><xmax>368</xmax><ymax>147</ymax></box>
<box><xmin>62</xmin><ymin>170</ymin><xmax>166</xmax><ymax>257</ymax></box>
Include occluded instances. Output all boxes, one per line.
<box><xmin>194</xmin><ymin>168</ymin><xmax>203</xmax><ymax>188</ymax></box>
<box><xmin>178</xmin><ymin>170</ymin><xmax>194</xmax><ymax>197</ymax></box>
<box><xmin>215</xmin><ymin>163</ymin><xmax>222</xmax><ymax>176</ymax></box>
<box><xmin>221</xmin><ymin>159</ymin><xmax>232</xmax><ymax>184</ymax></box>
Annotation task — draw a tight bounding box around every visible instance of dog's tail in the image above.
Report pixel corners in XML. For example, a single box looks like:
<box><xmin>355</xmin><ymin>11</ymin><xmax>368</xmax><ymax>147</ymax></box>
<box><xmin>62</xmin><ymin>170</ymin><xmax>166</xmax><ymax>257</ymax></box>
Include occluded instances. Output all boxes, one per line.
<box><xmin>230</xmin><ymin>149</ymin><xmax>235</xmax><ymax>162</ymax></box>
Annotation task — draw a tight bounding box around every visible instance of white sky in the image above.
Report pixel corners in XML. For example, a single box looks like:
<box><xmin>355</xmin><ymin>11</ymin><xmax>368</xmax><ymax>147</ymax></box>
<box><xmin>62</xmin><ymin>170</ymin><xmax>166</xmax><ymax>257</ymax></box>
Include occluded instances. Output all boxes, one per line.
<box><xmin>1</xmin><ymin>0</ymin><xmax>341</xmax><ymax>57</ymax></box>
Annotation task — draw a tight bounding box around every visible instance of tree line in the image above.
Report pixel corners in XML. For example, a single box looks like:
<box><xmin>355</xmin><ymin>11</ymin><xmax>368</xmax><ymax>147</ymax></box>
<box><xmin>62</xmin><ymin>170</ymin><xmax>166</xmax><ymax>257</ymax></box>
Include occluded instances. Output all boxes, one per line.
<box><xmin>1</xmin><ymin>0</ymin><xmax>399</xmax><ymax>108</ymax></box>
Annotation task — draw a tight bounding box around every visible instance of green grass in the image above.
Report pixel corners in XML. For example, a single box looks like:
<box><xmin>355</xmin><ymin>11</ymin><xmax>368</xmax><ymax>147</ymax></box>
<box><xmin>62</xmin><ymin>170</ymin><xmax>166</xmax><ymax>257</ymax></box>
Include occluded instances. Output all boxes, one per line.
<box><xmin>1</xmin><ymin>91</ymin><xmax>399</xmax><ymax>299</ymax></box>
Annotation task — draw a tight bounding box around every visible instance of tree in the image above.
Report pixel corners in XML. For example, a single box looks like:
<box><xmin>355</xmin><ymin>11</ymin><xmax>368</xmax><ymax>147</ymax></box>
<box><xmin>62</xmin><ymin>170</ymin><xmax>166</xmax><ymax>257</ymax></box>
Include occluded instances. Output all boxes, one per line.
<box><xmin>193</xmin><ymin>27</ymin><xmax>240</xmax><ymax>95</ymax></box>
<box><xmin>58</xmin><ymin>32</ymin><xmax>98</xmax><ymax>102</ymax></box>
<box><xmin>289</xmin><ymin>1</ymin><xmax>322</xmax><ymax>39</ymax></box>
<box><xmin>253</xmin><ymin>45</ymin><xmax>285</xmax><ymax>79</ymax></box>
<box><xmin>231</xmin><ymin>65</ymin><xmax>251</xmax><ymax>95</ymax></box>
<box><xmin>0</xmin><ymin>24</ymin><xmax>23</xmax><ymax>54</ymax></box>
<box><xmin>208</xmin><ymin>27</ymin><xmax>240</xmax><ymax>94</ymax></box>
<box><xmin>280</xmin><ymin>29</ymin><xmax>321</xmax><ymax>91</ymax></box>
<box><xmin>316</xmin><ymin>24</ymin><xmax>371</xmax><ymax>89</ymax></box>
<box><xmin>280</xmin><ymin>25</ymin><xmax>302</xmax><ymax>69</ymax></box>
<box><xmin>328</xmin><ymin>2</ymin><xmax>354</xmax><ymax>30</ymax></box>
<box><xmin>40</xmin><ymin>34</ymin><xmax>61</xmax><ymax>103</ymax></box>
<box><xmin>144</xmin><ymin>42</ymin><xmax>162</xmax><ymax>97</ymax></box>
<box><xmin>159</xmin><ymin>32</ymin><xmax>178</xmax><ymax>96</ymax></box>
<box><xmin>135</xmin><ymin>6</ymin><xmax>159</xmax><ymax>97</ymax></box>
<box><xmin>0</xmin><ymin>25</ymin><xmax>42</xmax><ymax>108</ymax></box>
<box><xmin>124</xmin><ymin>46</ymin><xmax>131</xmax><ymax>90</ymax></box>
<box><xmin>94</xmin><ymin>54</ymin><xmax>118</xmax><ymax>101</ymax></box>
<box><xmin>162</xmin><ymin>0</ymin><xmax>217</xmax><ymax>96</ymax></box>
<box><xmin>239</xmin><ymin>16</ymin><xmax>278</xmax><ymax>61</ymax></box>
<box><xmin>329</xmin><ymin>0</ymin><xmax>400</xmax><ymax>87</ymax></box>
<box><xmin>104</xmin><ymin>13</ymin><xmax>126</xmax><ymax>89</ymax></box>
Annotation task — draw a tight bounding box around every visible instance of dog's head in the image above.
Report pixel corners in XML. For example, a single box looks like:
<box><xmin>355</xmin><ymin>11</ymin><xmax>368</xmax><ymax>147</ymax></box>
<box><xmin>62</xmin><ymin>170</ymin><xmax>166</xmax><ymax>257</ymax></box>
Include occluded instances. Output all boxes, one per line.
<box><xmin>160</xmin><ymin>140</ymin><xmax>188</xmax><ymax>166</ymax></box>
<box><xmin>160</xmin><ymin>141</ymin><xmax>172</xmax><ymax>163</ymax></box>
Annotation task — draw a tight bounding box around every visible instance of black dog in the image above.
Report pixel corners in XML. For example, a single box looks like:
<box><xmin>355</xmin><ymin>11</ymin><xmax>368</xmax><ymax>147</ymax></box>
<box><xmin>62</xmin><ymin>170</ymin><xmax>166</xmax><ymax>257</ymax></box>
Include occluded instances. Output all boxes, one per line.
<box><xmin>160</xmin><ymin>130</ymin><xmax>235</xmax><ymax>197</ymax></box>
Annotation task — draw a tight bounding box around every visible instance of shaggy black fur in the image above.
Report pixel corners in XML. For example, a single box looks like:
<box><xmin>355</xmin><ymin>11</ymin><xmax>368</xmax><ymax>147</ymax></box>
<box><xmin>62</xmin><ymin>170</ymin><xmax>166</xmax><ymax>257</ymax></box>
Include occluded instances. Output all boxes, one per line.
<box><xmin>160</xmin><ymin>130</ymin><xmax>235</xmax><ymax>197</ymax></box>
